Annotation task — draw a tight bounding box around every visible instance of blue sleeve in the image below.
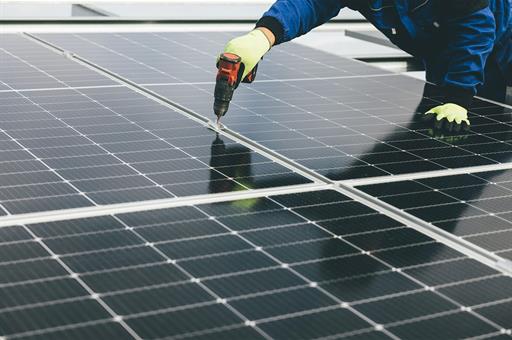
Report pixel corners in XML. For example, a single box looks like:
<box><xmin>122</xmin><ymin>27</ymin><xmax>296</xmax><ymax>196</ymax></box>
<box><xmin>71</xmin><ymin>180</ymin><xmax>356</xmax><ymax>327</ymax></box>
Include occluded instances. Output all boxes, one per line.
<box><xmin>438</xmin><ymin>7</ymin><xmax>496</xmax><ymax>103</ymax></box>
<box><xmin>261</xmin><ymin>0</ymin><xmax>344</xmax><ymax>43</ymax></box>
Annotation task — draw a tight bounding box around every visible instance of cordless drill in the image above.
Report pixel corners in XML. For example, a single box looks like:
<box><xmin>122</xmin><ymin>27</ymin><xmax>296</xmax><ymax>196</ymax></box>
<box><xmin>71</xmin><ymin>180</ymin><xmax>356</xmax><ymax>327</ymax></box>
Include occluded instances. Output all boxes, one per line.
<box><xmin>213</xmin><ymin>52</ymin><xmax>258</xmax><ymax>125</ymax></box>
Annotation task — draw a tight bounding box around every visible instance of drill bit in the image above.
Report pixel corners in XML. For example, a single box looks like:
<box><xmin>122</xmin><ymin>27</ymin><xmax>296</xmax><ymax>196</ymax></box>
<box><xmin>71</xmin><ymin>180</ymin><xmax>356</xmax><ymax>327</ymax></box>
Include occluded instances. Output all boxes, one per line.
<box><xmin>213</xmin><ymin>97</ymin><xmax>229</xmax><ymax>129</ymax></box>
<box><xmin>207</xmin><ymin>113</ymin><xmax>224</xmax><ymax>132</ymax></box>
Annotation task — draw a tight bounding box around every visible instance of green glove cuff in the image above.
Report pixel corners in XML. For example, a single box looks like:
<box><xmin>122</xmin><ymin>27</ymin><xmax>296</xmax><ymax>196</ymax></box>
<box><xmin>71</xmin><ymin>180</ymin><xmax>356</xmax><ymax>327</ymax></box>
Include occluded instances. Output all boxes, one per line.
<box><xmin>223</xmin><ymin>30</ymin><xmax>271</xmax><ymax>80</ymax></box>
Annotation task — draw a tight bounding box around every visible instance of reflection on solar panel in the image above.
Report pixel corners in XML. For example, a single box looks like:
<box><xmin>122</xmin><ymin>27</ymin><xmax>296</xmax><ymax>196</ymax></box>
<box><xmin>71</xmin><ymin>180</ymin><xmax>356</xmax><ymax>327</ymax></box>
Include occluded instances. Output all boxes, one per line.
<box><xmin>0</xmin><ymin>32</ymin><xmax>510</xmax><ymax>339</ymax></box>
<box><xmin>0</xmin><ymin>190</ymin><xmax>509</xmax><ymax>339</ymax></box>
<box><xmin>358</xmin><ymin>169</ymin><xmax>512</xmax><ymax>261</ymax></box>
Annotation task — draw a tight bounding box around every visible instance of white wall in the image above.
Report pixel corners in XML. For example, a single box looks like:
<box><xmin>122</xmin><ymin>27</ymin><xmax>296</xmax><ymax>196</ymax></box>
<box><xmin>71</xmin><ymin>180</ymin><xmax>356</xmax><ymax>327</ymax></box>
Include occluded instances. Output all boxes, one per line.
<box><xmin>0</xmin><ymin>3</ymin><xmax>74</xmax><ymax>18</ymax></box>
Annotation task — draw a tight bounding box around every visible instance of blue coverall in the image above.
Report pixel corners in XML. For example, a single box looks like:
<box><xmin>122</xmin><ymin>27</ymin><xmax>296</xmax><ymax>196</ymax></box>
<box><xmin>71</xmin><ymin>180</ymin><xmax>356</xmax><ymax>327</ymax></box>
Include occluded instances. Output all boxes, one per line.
<box><xmin>255</xmin><ymin>0</ymin><xmax>512</xmax><ymax>106</ymax></box>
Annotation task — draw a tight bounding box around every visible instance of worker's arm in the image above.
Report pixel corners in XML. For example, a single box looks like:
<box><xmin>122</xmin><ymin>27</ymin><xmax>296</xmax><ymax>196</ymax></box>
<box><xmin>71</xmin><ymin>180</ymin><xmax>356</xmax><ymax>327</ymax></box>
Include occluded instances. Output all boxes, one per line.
<box><xmin>423</xmin><ymin>1</ymin><xmax>495</xmax><ymax>131</ymax></box>
<box><xmin>255</xmin><ymin>0</ymin><xmax>345</xmax><ymax>44</ymax></box>
<box><xmin>219</xmin><ymin>0</ymin><xmax>344</xmax><ymax>79</ymax></box>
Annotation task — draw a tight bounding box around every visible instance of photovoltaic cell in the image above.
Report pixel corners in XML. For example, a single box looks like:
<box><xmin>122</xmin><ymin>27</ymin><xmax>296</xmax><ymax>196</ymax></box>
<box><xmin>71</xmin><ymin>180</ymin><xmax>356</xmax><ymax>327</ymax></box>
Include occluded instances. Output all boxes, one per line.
<box><xmin>358</xmin><ymin>168</ymin><xmax>512</xmax><ymax>261</ymax></box>
<box><xmin>0</xmin><ymin>190</ymin><xmax>508</xmax><ymax>339</ymax></box>
<box><xmin>34</xmin><ymin>33</ymin><xmax>512</xmax><ymax>180</ymax></box>
<box><xmin>0</xmin><ymin>34</ymin><xmax>116</xmax><ymax>90</ymax></box>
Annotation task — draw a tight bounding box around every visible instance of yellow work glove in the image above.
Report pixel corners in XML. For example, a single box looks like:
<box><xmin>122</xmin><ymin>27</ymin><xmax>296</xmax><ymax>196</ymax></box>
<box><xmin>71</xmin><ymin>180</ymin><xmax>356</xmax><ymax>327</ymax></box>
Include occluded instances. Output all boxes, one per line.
<box><xmin>423</xmin><ymin>103</ymin><xmax>470</xmax><ymax>132</ymax></box>
<box><xmin>221</xmin><ymin>29</ymin><xmax>271</xmax><ymax>80</ymax></box>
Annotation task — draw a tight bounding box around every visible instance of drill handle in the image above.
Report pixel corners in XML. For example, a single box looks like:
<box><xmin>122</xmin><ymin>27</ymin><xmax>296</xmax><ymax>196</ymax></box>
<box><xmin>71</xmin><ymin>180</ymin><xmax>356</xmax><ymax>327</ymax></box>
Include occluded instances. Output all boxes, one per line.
<box><xmin>216</xmin><ymin>52</ymin><xmax>259</xmax><ymax>87</ymax></box>
<box><xmin>229</xmin><ymin>62</ymin><xmax>258</xmax><ymax>87</ymax></box>
<box><xmin>241</xmin><ymin>64</ymin><xmax>258</xmax><ymax>84</ymax></box>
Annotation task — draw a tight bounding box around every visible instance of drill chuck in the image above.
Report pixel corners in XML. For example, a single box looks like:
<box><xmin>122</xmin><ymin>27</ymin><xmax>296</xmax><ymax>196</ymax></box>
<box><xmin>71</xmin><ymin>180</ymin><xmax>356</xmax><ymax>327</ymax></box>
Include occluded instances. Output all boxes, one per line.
<box><xmin>213</xmin><ymin>99</ymin><xmax>230</xmax><ymax>118</ymax></box>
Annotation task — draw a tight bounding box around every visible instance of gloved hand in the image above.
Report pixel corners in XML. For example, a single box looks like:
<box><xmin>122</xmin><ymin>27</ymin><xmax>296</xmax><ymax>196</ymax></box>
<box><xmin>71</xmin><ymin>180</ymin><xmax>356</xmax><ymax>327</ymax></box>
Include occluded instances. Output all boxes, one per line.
<box><xmin>221</xmin><ymin>29</ymin><xmax>271</xmax><ymax>80</ymax></box>
<box><xmin>422</xmin><ymin>103</ymin><xmax>470</xmax><ymax>132</ymax></box>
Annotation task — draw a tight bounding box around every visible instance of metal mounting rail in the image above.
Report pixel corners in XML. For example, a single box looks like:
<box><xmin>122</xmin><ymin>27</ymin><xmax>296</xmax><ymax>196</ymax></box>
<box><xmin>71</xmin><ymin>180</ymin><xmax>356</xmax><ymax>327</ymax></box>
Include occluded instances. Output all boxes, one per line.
<box><xmin>342</xmin><ymin>162</ymin><xmax>512</xmax><ymax>186</ymax></box>
<box><xmin>0</xmin><ymin>183</ymin><xmax>329</xmax><ymax>228</ymax></box>
<box><xmin>22</xmin><ymin>31</ymin><xmax>512</xmax><ymax>277</ymax></box>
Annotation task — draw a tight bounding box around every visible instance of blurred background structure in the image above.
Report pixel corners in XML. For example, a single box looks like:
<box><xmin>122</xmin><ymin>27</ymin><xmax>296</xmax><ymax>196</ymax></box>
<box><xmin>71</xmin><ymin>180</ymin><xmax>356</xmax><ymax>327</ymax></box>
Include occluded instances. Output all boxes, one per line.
<box><xmin>1</xmin><ymin>1</ymin><xmax>421</xmax><ymax>75</ymax></box>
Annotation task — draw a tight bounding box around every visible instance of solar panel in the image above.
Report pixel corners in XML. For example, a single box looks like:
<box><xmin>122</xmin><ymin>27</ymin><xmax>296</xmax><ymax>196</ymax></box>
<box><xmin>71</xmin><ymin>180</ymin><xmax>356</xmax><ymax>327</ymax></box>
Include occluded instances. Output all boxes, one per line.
<box><xmin>0</xmin><ymin>189</ymin><xmax>509</xmax><ymax>339</ymax></box>
<box><xmin>34</xmin><ymin>33</ymin><xmax>512</xmax><ymax>181</ymax></box>
<box><xmin>358</xmin><ymin>168</ymin><xmax>512</xmax><ymax>262</ymax></box>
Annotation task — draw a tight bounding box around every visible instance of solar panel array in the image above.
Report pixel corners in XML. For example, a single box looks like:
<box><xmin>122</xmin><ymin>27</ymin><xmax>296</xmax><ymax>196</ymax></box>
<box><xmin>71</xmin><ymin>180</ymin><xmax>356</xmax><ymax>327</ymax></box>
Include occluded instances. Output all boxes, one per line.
<box><xmin>0</xmin><ymin>32</ymin><xmax>510</xmax><ymax>339</ymax></box>
<box><xmin>2</xmin><ymin>190</ymin><xmax>511</xmax><ymax>339</ymax></box>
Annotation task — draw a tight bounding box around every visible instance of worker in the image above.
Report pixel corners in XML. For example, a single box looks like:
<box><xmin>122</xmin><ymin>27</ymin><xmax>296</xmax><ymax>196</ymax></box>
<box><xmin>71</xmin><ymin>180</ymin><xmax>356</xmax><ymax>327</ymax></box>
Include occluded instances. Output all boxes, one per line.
<box><xmin>219</xmin><ymin>0</ymin><xmax>512</xmax><ymax>132</ymax></box>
